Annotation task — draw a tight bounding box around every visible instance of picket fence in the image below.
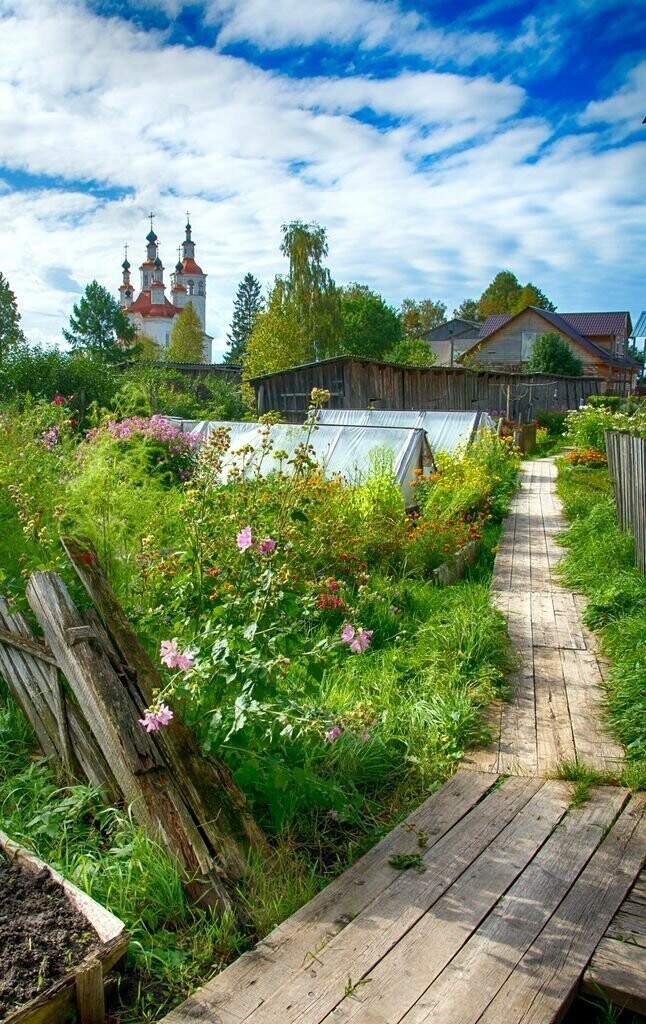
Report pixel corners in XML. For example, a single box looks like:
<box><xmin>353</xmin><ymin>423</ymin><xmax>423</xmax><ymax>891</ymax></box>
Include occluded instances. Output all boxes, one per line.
<box><xmin>605</xmin><ymin>430</ymin><xmax>646</xmax><ymax>574</ymax></box>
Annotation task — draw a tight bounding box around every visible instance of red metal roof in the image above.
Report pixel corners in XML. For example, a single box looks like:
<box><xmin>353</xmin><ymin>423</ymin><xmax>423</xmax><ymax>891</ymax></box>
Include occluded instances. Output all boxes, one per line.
<box><xmin>129</xmin><ymin>290</ymin><xmax>181</xmax><ymax>319</ymax></box>
<box><xmin>559</xmin><ymin>313</ymin><xmax>631</xmax><ymax>337</ymax></box>
<box><xmin>478</xmin><ymin>315</ymin><xmax>511</xmax><ymax>339</ymax></box>
<box><xmin>181</xmin><ymin>258</ymin><xmax>204</xmax><ymax>275</ymax></box>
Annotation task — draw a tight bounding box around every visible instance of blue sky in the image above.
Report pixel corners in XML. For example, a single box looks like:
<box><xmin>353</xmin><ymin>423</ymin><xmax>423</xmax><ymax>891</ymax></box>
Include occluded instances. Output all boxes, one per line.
<box><xmin>0</xmin><ymin>0</ymin><xmax>644</xmax><ymax>355</ymax></box>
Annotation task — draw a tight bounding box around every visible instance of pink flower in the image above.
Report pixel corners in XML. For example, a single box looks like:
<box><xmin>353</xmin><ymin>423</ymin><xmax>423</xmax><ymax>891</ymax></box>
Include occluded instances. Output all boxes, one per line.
<box><xmin>174</xmin><ymin>651</ymin><xmax>195</xmax><ymax>671</ymax></box>
<box><xmin>340</xmin><ymin>624</ymin><xmax>373</xmax><ymax>654</ymax></box>
<box><xmin>139</xmin><ymin>703</ymin><xmax>174</xmax><ymax>732</ymax></box>
<box><xmin>52</xmin><ymin>394</ymin><xmax>66</xmax><ymax>406</ymax></box>
<box><xmin>360</xmin><ymin>729</ymin><xmax>371</xmax><ymax>743</ymax></box>
<box><xmin>237</xmin><ymin>526</ymin><xmax>253</xmax><ymax>551</ymax></box>
<box><xmin>324</xmin><ymin>726</ymin><xmax>342</xmax><ymax>743</ymax></box>
<box><xmin>258</xmin><ymin>538</ymin><xmax>277</xmax><ymax>555</ymax></box>
<box><xmin>160</xmin><ymin>639</ymin><xmax>195</xmax><ymax>671</ymax></box>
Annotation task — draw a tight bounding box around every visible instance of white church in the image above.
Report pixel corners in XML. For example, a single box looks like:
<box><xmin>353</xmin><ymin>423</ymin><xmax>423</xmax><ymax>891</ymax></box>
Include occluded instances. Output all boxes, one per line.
<box><xmin>118</xmin><ymin>215</ymin><xmax>213</xmax><ymax>362</ymax></box>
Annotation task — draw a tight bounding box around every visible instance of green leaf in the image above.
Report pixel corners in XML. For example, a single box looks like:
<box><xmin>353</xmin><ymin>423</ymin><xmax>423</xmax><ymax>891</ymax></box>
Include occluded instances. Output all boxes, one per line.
<box><xmin>290</xmin><ymin>508</ymin><xmax>308</xmax><ymax>523</ymax></box>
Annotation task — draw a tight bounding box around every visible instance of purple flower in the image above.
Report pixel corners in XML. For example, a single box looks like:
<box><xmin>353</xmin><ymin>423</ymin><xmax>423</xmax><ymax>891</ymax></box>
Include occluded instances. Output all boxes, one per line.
<box><xmin>340</xmin><ymin>625</ymin><xmax>374</xmax><ymax>654</ymax></box>
<box><xmin>139</xmin><ymin>702</ymin><xmax>174</xmax><ymax>732</ymax></box>
<box><xmin>324</xmin><ymin>726</ymin><xmax>342</xmax><ymax>743</ymax></box>
<box><xmin>258</xmin><ymin>537</ymin><xmax>277</xmax><ymax>555</ymax></box>
<box><xmin>237</xmin><ymin>526</ymin><xmax>253</xmax><ymax>551</ymax></box>
<box><xmin>160</xmin><ymin>639</ymin><xmax>195</xmax><ymax>671</ymax></box>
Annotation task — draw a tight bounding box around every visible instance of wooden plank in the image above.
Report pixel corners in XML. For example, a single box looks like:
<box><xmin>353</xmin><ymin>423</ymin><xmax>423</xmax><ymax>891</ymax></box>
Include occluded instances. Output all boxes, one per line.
<box><xmin>559</xmin><ymin>648</ymin><xmax>624</xmax><ymax>771</ymax></box>
<box><xmin>533</xmin><ymin>645</ymin><xmax>576</xmax><ymax>774</ymax></box>
<box><xmin>476</xmin><ymin>791</ymin><xmax>646</xmax><ymax>1024</ymax></box>
<box><xmin>0</xmin><ymin>624</ymin><xmax>58</xmax><ymax>665</ymax></box>
<box><xmin>75</xmin><ymin>958</ymin><xmax>104</xmax><ymax>1024</ymax></box>
<box><xmin>217</xmin><ymin>778</ymin><xmax>542</xmax><ymax>1024</ymax></box>
<box><xmin>322</xmin><ymin>780</ymin><xmax>570</xmax><ymax>1024</ymax></box>
<box><xmin>398</xmin><ymin>786</ymin><xmax>629</xmax><ymax>1024</ymax></box>
<box><xmin>582</xmin><ymin>936</ymin><xmax>646</xmax><ymax>1016</ymax></box>
<box><xmin>159</xmin><ymin>775</ymin><xmax>518</xmax><ymax>1024</ymax></box>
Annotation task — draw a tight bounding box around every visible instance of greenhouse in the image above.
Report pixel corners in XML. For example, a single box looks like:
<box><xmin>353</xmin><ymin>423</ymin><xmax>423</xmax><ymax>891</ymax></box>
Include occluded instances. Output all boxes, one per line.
<box><xmin>167</xmin><ymin>418</ymin><xmax>433</xmax><ymax>504</ymax></box>
<box><xmin>315</xmin><ymin>409</ymin><xmax>495</xmax><ymax>453</ymax></box>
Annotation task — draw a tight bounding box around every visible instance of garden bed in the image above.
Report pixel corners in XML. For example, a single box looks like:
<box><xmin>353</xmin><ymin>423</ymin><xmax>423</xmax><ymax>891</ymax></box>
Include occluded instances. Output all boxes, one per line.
<box><xmin>0</xmin><ymin>831</ymin><xmax>129</xmax><ymax>1024</ymax></box>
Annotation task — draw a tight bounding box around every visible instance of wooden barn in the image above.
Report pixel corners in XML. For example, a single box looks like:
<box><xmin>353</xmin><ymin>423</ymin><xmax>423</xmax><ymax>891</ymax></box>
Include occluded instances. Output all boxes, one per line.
<box><xmin>249</xmin><ymin>357</ymin><xmax>602</xmax><ymax>423</ymax></box>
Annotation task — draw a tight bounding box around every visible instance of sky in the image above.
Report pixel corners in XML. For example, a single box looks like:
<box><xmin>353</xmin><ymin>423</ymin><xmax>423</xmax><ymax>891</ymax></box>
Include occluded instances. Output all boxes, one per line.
<box><xmin>0</xmin><ymin>0</ymin><xmax>644</xmax><ymax>358</ymax></box>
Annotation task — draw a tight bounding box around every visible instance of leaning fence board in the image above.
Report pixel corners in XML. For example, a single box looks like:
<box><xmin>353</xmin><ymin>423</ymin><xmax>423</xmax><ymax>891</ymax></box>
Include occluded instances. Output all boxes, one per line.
<box><xmin>25</xmin><ymin>570</ymin><xmax>234</xmax><ymax>909</ymax></box>
<box><xmin>61</xmin><ymin>536</ymin><xmax>269</xmax><ymax>879</ymax></box>
<box><xmin>606</xmin><ymin>431</ymin><xmax>646</xmax><ymax>574</ymax></box>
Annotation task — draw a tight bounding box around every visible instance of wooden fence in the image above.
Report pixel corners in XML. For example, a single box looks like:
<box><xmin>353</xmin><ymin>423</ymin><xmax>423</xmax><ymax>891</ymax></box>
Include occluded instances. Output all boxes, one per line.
<box><xmin>250</xmin><ymin>358</ymin><xmax>602</xmax><ymax>423</ymax></box>
<box><xmin>606</xmin><ymin>431</ymin><xmax>646</xmax><ymax>574</ymax></box>
<box><xmin>0</xmin><ymin>538</ymin><xmax>269</xmax><ymax>910</ymax></box>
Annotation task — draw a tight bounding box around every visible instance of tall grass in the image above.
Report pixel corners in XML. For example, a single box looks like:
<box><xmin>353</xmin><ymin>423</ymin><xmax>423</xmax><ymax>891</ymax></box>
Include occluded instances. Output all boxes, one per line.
<box><xmin>556</xmin><ymin>462</ymin><xmax>646</xmax><ymax>786</ymax></box>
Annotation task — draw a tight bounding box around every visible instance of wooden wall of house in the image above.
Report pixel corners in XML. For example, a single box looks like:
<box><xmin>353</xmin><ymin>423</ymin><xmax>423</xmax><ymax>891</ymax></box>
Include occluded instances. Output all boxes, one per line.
<box><xmin>252</xmin><ymin>359</ymin><xmax>602</xmax><ymax>422</ymax></box>
<box><xmin>472</xmin><ymin>309</ymin><xmax>607</xmax><ymax>377</ymax></box>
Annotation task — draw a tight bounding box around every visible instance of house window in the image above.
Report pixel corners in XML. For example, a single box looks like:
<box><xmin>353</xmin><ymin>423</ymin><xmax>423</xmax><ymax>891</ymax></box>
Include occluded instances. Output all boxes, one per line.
<box><xmin>615</xmin><ymin>336</ymin><xmax>625</xmax><ymax>357</ymax></box>
<box><xmin>521</xmin><ymin>331</ymin><xmax>538</xmax><ymax>361</ymax></box>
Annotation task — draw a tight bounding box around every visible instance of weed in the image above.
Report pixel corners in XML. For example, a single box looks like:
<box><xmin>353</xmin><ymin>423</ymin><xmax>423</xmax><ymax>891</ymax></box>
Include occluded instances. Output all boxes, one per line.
<box><xmin>388</xmin><ymin>853</ymin><xmax>425</xmax><ymax>872</ymax></box>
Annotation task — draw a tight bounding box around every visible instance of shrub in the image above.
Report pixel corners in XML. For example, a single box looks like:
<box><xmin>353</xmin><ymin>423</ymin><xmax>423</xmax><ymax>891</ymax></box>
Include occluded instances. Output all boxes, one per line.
<box><xmin>587</xmin><ymin>394</ymin><xmax>622</xmax><ymax>411</ymax></box>
<box><xmin>527</xmin><ymin>332</ymin><xmax>583</xmax><ymax>376</ymax></box>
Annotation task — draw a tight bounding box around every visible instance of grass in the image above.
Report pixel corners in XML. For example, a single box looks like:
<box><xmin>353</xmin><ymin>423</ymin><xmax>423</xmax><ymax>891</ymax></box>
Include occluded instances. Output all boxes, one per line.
<box><xmin>556</xmin><ymin>462</ymin><xmax>646</xmax><ymax>789</ymax></box>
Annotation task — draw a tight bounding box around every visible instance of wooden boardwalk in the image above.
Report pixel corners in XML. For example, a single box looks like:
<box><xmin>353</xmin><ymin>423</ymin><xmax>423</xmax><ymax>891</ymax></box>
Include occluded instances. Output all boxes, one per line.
<box><xmin>465</xmin><ymin>458</ymin><xmax>624</xmax><ymax>777</ymax></box>
<box><xmin>162</xmin><ymin>773</ymin><xmax>644</xmax><ymax>1024</ymax></box>
<box><xmin>161</xmin><ymin>458</ymin><xmax>644</xmax><ymax>1024</ymax></box>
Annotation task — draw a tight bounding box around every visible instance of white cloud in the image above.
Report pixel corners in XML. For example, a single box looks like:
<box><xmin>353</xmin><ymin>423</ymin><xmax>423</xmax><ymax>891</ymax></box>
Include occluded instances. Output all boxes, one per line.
<box><xmin>207</xmin><ymin>0</ymin><xmax>499</xmax><ymax>66</ymax></box>
<box><xmin>0</xmin><ymin>0</ymin><xmax>644</xmax><ymax>358</ymax></box>
<box><xmin>579</xmin><ymin>61</ymin><xmax>646</xmax><ymax>139</ymax></box>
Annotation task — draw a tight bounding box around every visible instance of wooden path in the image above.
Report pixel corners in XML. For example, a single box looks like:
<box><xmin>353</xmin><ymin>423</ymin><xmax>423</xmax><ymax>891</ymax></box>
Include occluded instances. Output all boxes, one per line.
<box><xmin>162</xmin><ymin>773</ymin><xmax>644</xmax><ymax>1024</ymax></box>
<box><xmin>161</xmin><ymin>458</ymin><xmax>644</xmax><ymax>1024</ymax></box>
<box><xmin>464</xmin><ymin>458</ymin><xmax>624</xmax><ymax>777</ymax></box>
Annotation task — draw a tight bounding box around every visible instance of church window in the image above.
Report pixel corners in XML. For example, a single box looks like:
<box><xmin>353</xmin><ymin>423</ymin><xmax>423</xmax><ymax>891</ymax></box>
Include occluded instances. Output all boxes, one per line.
<box><xmin>187</xmin><ymin>280</ymin><xmax>194</xmax><ymax>295</ymax></box>
<box><xmin>198</xmin><ymin>280</ymin><xmax>204</xmax><ymax>295</ymax></box>
<box><xmin>143</xmin><ymin>272</ymin><xmax>149</xmax><ymax>287</ymax></box>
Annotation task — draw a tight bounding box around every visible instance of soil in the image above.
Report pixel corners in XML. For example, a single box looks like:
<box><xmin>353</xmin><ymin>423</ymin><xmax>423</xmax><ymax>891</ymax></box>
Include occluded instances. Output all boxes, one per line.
<box><xmin>0</xmin><ymin>852</ymin><xmax>100</xmax><ymax>1018</ymax></box>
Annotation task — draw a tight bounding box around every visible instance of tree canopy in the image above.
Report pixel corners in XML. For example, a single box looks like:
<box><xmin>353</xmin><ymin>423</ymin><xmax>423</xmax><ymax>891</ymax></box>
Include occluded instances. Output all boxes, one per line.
<box><xmin>245</xmin><ymin>222</ymin><xmax>342</xmax><ymax>378</ymax></box>
<box><xmin>452</xmin><ymin>298</ymin><xmax>483</xmax><ymax>323</ymax></box>
<box><xmin>339</xmin><ymin>283</ymin><xmax>401</xmax><ymax>358</ymax></box>
<box><xmin>476</xmin><ymin>271</ymin><xmax>556</xmax><ymax>319</ymax></box>
<box><xmin>168</xmin><ymin>304</ymin><xmax>205</xmax><ymax>363</ymax></box>
<box><xmin>225</xmin><ymin>273</ymin><xmax>264</xmax><ymax>364</ymax></box>
<box><xmin>386</xmin><ymin>339</ymin><xmax>437</xmax><ymax>366</ymax></box>
<box><xmin>63</xmin><ymin>280</ymin><xmax>136</xmax><ymax>362</ymax></box>
<box><xmin>526</xmin><ymin>332</ymin><xmax>583</xmax><ymax>376</ymax></box>
<box><xmin>0</xmin><ymin>272</ymin><xmax>27</xmax><ymax>363</ymax></box>
<box><xmin>399</xmin><ymin>297</ymin><xmax>447</xmax><ymax>340</ymax></box>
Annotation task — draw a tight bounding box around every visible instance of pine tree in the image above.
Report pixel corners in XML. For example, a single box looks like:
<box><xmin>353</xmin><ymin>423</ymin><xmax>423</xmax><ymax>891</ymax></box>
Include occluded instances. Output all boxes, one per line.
<box><xmin>63</xmin><ymin>280</ymin><xmax>136</xmax><ymax>362</ymax></box>
<box><xmin>225</xmin><ymin>273</ymin><xmax>263</xmax><ymax>364</ymax></box>
<box><xmin>0</xmin><ymin>272</ymin><xmax>27</xmax><ymax>362</ymax></box>
<box><xmin>168</xmin><ymin>304</ymin><xmax>205</xmax><ymax>363</ymax></box>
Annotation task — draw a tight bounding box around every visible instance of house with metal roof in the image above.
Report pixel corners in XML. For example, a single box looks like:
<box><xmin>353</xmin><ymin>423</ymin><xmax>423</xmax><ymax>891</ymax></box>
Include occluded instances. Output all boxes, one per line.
<box><xmin>422</xmin><ymin>318</ymin><xmax>483</xmax><ymax>366</ymax></box>
<box><xmin>460</xmin><ymin>307</ymin><xmax>639</xmax><ymax>392</ymax></box>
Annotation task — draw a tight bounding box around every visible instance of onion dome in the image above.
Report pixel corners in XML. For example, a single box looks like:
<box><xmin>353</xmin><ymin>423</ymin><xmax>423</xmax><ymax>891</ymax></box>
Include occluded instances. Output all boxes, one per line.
<box><xmin>154</xmin><ymin>255</ymin><xmax>163</xmax><ymax>269</ymax></box>
<box><xmin>146</xmin><ymin>229</ymin><xmax>158</xmax><ymax>243</ymax></box>
<box><xmin>175</xmin><ymin>259</ymin><xmax>183</xmax><ymax>273</ymax></box>
<box><xmin>122</xmin><ymin>257</ymin><xmax>131</xmax><ymax>271</ymax></box>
